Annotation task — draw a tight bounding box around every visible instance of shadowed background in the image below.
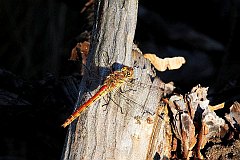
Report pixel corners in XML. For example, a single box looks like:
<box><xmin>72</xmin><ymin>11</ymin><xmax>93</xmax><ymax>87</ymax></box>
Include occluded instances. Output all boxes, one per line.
<box><xmin>0</xmin><ymin>0</ymin><xmax>240</xmax><ymax>159</ymax></box>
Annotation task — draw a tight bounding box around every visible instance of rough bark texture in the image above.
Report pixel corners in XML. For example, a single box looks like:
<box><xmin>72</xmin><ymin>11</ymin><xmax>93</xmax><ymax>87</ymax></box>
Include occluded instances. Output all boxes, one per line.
<box><xmin>61</xmin><ymin>1</ymin><xmax>168</xmax><ymax>160</ymax></box>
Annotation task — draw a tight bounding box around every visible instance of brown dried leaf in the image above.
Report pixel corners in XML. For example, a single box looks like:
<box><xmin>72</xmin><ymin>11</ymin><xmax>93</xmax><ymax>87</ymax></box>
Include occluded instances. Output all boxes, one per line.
<box><xmin>69</xmin><ymin>41</ymin><xmax>90</xmax><ymax>65</ymax></box>
<box><xmin>143</xmin><ymin>53</ymin><xmax>186</xmax><ymax>72</ymax></box>
<box><xmin>69</xmin><ymin>43</ymin><xmax>81</xmax><ymax>61</ymax></box>
<box><xmin>80</xmin><ymin>0</ymin><xmax>94</xmax><ymax>13</ymax></box>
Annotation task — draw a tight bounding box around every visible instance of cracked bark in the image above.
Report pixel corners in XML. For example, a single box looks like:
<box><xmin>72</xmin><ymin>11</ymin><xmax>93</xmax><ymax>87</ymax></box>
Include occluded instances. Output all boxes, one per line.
<box><xmin>61</xmin><ymin>1</ymin><xmax>169</xmax><ymax>160</ymax></box>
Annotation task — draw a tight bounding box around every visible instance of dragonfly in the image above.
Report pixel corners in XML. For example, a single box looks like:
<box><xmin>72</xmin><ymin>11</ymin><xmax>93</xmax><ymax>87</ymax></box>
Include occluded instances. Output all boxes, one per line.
<box><xmin>62</xmin><ymin>66</ymin><xmax>134</xmax><ymax>128</ymax></box>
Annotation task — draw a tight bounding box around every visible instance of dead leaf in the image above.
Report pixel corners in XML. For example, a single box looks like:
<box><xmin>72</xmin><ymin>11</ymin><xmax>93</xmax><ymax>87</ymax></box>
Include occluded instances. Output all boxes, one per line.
<box><xmin>69</xmin><ymin>43</ymin><xmax>81</xmax><ymax>61</ymax></box>
<box><xmin>69</xmin><ymin>41</ymin><xmax>90</xmax><ymax>64</ymax></box>
<box><xmin>143</xmin><ymin>53</ymin><xmax>186</xmax><ymax>71</ymax></box>
<box><xmin>80</xmin><ymin>0</ymin><xmax>94</xmax><ymax>13</ymax></box>
<box><xmin>69</xmin><ymin>41</ymin><xmax>90</xmax><ymax>75</ymax></box>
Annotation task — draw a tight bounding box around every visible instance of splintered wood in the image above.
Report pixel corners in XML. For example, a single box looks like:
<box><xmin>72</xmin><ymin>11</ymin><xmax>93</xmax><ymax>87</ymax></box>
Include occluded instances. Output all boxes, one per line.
<box><xmin>155</xmin><ymin>84</ymin><xmax>240</xmax><ymax>160</ymax></box>
<box><xmin>225</xmin><ymin>101</ymin><xmax>240</xmax><ymax>132</ymax></box>
<box><xmin>66</xmin><ymin>42</ymin><xmax>240</xmax><ymax>160</ymax></box>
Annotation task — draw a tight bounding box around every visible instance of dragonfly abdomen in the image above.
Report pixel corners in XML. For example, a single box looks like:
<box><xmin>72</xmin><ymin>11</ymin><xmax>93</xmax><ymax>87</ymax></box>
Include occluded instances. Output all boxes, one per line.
<box><xmin>62</xmin><ymin>85</ymin><xmax>109</xmax><ymax>128</ymax></box>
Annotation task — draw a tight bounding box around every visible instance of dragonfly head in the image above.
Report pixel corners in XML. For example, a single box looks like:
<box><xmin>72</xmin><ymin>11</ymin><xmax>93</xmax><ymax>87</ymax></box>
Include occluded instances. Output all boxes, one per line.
<box><xmin>121</xmin><ymin>66</ymin><xmax>134</xmax><ymax>80</ymax></box>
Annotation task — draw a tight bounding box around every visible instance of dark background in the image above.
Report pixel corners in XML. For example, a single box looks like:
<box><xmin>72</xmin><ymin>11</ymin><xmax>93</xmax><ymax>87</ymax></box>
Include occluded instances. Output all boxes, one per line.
<box><xmin>0</xmin><ymin>0</ymin><xmax>240</xmax><ymax>159</ymax></box>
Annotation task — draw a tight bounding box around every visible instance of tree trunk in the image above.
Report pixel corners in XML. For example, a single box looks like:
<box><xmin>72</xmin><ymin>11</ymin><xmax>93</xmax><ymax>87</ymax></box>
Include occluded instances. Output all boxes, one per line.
<box><xmin>61</xmin><ymin>0</ymin><xmax>169</xmax><ymax>159</ymax></box>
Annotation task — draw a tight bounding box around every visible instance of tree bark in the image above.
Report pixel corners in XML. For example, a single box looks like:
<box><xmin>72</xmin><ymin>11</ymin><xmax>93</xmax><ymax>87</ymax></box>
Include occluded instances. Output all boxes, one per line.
<box><xmin>61</xmin><ymin>0</ymin><xmax>169</xmax><ymax>159</ymax></box>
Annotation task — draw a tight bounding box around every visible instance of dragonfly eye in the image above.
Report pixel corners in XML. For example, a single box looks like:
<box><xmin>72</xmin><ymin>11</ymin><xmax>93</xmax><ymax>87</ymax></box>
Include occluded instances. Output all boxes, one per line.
<box><xmin>121</xmin><ymin>66</ymin><xmax>133</xmax><ymax>78</ymax></box>
<box><xmin>127</xmin><ymin>71</ymin><xmax>133</xmax><ymax>77</ymax></box>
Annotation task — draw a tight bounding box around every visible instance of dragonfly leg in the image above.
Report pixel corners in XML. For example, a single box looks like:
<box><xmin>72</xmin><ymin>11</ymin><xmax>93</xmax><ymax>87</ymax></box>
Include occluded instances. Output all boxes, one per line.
<box><xmin>101</xmin><ymin>95</ymin><xmax>111</xmax><ymax>112</ymax></box>
<box><xmin>107</xmin><ymin>95</ymin><xmax>124</xmax><ymax>114</ymax></box>
<box><xmin>119</xmin><ymin>86</ymin><xmax>137</xmax><ymax>94</ymax></box>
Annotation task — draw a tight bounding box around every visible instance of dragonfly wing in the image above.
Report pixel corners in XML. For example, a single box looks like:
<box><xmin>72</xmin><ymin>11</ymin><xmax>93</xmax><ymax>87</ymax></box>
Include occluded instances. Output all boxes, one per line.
<box><xmin>110</xmin><ymin>77</ymin><xmax>166</xmax><ymax>116</ymax></box>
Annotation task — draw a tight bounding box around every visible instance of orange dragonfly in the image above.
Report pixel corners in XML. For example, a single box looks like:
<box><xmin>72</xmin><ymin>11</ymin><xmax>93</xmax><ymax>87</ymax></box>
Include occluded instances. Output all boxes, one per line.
<box><xmin>62</xmin><ymin>66</ymin><xmax>134</xmax><ymax>128</ymax></box>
